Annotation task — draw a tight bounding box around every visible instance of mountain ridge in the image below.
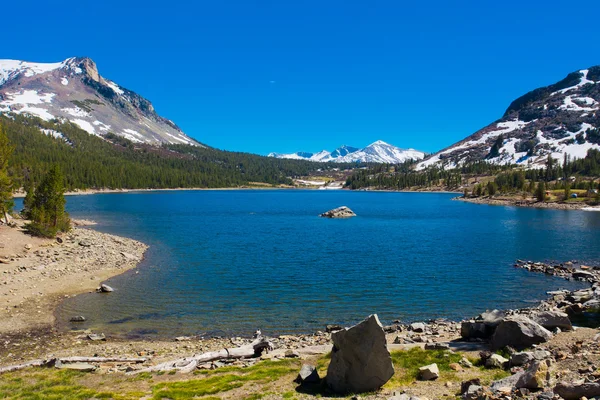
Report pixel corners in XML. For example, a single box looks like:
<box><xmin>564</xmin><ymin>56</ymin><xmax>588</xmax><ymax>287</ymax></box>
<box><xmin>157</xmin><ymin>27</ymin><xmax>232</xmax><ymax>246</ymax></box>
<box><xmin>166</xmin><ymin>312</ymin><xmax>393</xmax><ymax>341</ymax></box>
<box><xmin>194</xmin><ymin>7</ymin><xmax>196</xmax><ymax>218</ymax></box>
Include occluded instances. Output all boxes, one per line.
<box><xmin>416</xmin><ymin>65</ymin><xmax>600</xmax><ymax>170</ymax></box>
<box><xmin>0</xmin><ymin>57</ymin><xmax>200</xmax><ymax>146</ymax></box>
<box><xmin>269</xmin><ymin>140</ymin><xmax>425</xmax><ymax>164</ymax></box>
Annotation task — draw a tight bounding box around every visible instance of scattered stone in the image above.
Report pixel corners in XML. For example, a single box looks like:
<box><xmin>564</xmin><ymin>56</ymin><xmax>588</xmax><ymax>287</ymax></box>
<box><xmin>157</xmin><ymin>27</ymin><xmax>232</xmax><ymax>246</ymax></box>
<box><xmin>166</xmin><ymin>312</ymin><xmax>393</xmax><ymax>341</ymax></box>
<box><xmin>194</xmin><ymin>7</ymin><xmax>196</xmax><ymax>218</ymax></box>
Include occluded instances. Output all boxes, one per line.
<box><xmin>87</xmin><ymin>333</ymin><xmax>106</xmax><ymax>341</ymax></box>
<box><xmin>69</xmin><ymin>316</ymin><xmax>86</xmax><ymax>322</ymax></box>
<box><xmin>285</xmin><ymin>349</ymin><xmax>300</xmax><ymax>358</ymax></box>
<box><xmin>295</xmin><ymin>364</ymin><xmax>320</xmax><ymax>384</ymax></box>
<box><xmin>531</xmin><ymin>310</ymin><xmax>573</xmax><ymax>331</ymax></box>
<box><xmin>417</xmin><ymin>363</ymin><xmax>439</xmax><ymax>381</ymax></box>
<box><xmin>319</xmin><ymin>206</ymin><xmax>356</xmax><ymax>218</ymax></box>
<box><xmin>325</xmin><ymin>324</ymin><xmax>343</xmax><ymax>333</ymax></box>
<box><xmin>410</xmin><ymin>322</ymin><xmax>425</xmax><ymax>332</ymax></box>
<box><xmin>459</xmin><ymin>357</ymin><xmax>473</xmax><ymax>368</ymax></box>
<box><xmin>490</xmin><ymin>315</ymin><xmax>553</xmax><ymax>350</ymax></box>
<box><xmin>516</xmin><ymin>360</ymin><xmax>550</xmax><ymax>390</ymax></box>
<box><xmin>461</xmin><ymin>378</ymin><xmax>481</xmax><ymax>394</ymax></box>
<box><xmin>78</xmin><ymin>241</ymin><xmax>92</xmax><ymax>247</ymax></box>
<box><xmin>485</xmin><ymin>354</ymin><xmax>508</xmax><ymax>369</ymax></box>
<box><xmin>449</xmin><ymin>362</ymin><xmax>463</xmax><ymax>371</ymax></box>
<box><xmin>424</xmin><ymin>342</ymin><xmax>449</xmax><ymax>350</ymax></box>
<box><xmin>326</xmin><ymin>314</ymin><xmax>394</xmax><ymax>393</ymax></box>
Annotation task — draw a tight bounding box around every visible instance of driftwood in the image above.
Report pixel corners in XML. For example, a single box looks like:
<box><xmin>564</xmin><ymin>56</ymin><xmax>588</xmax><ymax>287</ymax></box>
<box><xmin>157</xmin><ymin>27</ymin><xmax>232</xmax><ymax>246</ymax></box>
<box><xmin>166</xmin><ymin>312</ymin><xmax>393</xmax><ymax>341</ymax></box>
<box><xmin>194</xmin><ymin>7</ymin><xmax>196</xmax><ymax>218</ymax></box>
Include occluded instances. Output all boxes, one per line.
<box><xmin>129</xmin><ymin>336</ymin><xmax>273</xmax><ymax>375</ymax></box>
<box><xmin>0</xmin><ymin>356</ymin><xmax>147</xmax><ymax>375</ymax></box>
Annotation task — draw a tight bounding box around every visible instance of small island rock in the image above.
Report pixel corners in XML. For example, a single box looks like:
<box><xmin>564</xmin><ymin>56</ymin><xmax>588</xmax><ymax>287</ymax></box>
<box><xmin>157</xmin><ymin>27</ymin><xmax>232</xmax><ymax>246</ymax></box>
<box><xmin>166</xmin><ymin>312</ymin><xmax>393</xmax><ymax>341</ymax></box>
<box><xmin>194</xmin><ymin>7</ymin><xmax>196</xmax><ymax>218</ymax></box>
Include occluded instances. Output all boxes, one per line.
<box><xmin>319</xmin><ymin>206</ymin><xmax>356</xmax><ymax>218</ymax></box>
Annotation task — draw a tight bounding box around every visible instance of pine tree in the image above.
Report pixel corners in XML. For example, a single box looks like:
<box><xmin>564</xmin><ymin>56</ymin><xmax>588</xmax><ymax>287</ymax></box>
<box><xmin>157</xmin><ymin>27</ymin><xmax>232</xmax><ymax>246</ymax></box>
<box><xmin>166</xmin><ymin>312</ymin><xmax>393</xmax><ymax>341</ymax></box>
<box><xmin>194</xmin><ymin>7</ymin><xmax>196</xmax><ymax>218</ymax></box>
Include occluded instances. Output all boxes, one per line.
<box><xmin>0</xmin><ymin>123</ymin><xmax>14</xmax><ymax>224</ymax></box>
<box><xmin>536</xmin><ymin>181</ymin><xmax>546</xmax><ymax>202</ymax></box>
<box><xmin>25</xmin><ymin>165</ymin><xmax>70</xmax><ymax>237</ymax></box>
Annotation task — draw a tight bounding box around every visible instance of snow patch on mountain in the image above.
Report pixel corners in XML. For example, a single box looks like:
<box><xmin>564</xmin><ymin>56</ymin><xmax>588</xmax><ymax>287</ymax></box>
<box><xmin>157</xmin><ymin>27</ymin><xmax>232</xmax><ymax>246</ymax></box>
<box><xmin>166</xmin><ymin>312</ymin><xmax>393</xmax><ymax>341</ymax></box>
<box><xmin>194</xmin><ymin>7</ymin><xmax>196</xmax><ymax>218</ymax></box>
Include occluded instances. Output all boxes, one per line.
<box><xmin>269</xmin><ymin>140</ymin><xmax>425</xmax><ymax>164</ymax></box>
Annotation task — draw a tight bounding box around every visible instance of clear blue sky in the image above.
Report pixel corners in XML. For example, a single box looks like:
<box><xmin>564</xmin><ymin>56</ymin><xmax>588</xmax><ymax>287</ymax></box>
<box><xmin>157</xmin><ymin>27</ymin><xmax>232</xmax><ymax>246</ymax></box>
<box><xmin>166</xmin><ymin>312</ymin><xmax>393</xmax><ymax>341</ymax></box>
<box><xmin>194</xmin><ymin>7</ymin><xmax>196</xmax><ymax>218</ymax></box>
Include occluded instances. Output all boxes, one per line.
<box><xmin>3</xmin><ymin>0</ymin><xmax>599</xmax><ymax>155</ymax></box>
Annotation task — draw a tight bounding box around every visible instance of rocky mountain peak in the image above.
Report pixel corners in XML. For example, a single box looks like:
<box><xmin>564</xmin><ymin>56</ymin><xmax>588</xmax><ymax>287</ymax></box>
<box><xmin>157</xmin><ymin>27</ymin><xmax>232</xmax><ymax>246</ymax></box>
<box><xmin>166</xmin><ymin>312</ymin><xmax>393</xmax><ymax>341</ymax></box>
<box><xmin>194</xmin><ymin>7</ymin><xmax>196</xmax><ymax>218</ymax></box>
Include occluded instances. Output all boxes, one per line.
<box><xmin>0</xmin><ymin>57</ymin><xmax>200</xmax><ymax>146</ymax></box>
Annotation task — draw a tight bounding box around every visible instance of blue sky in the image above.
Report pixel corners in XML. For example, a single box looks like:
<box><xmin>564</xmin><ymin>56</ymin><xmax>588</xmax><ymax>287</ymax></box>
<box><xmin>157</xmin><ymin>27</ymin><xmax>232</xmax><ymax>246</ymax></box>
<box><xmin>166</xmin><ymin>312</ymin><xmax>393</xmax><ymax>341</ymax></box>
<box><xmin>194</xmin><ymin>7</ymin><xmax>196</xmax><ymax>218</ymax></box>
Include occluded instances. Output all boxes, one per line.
<box><xmin>3</xmin><ymin>1</ymin><xmax>599</xmax><ymax>155</ymax></box>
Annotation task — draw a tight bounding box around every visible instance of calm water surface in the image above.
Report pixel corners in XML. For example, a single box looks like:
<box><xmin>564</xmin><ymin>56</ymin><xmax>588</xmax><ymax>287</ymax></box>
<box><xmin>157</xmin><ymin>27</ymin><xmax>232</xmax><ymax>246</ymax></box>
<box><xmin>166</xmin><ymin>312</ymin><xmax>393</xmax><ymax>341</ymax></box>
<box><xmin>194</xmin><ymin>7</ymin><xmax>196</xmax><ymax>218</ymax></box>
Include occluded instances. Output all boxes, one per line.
<box><xmin>47</xmin><ymin>191</ymin><xmax>600</xmax><ymax>337</ymax></box>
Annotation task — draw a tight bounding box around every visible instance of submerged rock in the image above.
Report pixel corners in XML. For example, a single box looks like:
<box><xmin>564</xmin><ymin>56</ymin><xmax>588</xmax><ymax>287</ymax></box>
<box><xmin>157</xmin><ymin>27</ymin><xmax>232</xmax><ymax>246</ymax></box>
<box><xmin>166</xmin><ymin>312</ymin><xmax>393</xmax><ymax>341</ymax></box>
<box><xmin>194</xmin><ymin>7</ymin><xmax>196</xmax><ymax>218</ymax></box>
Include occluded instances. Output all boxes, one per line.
<box><xmin>326</xmin><ymin>314</ymin><xmax>394</xmax><ymax>393</ymax></box>
<box><xmin>97</xmin><ymin>284</ymin><xmax>114</xmax><ymax>293</ymax></box>
<box><xmin>69</xmin><ymin>316</ymin><xmax>86</xmax><ymax>322</ymax></box>
<box><xmin>319</xmin><ymin>206</ymin><xmax>356</xmax><ymax>218</ymax></box>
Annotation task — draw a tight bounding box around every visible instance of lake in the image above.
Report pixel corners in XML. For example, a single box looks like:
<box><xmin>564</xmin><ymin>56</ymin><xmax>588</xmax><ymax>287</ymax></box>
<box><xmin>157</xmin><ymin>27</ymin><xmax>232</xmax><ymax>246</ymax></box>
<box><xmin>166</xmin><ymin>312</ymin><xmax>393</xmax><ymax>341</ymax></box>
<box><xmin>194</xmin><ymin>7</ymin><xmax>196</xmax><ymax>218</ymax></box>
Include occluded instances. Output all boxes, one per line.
<box><xmin>47</xmin><ymin>190</ymin><xmax>600</xmax><ymax>338</ymax></box>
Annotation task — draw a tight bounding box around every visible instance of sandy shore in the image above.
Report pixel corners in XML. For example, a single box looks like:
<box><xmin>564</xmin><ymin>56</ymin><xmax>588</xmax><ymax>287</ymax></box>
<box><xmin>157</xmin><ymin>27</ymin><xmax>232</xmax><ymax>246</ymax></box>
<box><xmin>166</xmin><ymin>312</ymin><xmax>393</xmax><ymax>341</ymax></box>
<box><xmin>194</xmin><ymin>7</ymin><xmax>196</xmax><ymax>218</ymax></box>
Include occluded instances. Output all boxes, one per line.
<box><xmin>0</xmin><ymin>219</ymin><xmax>148</xmax><ymax>334</ymax></box>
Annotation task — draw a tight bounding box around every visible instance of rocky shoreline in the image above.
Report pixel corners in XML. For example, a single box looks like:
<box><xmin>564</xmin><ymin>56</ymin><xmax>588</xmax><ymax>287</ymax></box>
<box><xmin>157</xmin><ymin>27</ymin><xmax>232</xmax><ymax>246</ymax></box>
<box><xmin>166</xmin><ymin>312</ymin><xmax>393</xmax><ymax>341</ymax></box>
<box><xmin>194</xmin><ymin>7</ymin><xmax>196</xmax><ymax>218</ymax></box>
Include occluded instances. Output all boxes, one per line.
<box><xmin>454</xmin><ymin>196</ymin><xmax>599</xmax><ymax>211</ymax></box>
<box><xmin>1</xmin><ymin>218</ymin><xmax>600</xmax><ymax>399</ymax></box>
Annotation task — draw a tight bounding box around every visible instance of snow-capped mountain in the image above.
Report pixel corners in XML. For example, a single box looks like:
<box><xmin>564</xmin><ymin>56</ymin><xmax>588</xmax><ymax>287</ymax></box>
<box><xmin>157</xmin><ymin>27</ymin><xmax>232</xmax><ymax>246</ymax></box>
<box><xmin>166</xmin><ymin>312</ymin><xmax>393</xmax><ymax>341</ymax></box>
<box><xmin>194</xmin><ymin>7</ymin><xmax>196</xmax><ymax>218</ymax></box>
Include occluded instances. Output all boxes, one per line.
<box><xmin>0</xmin><ymin>57</ymin><xmax>200</xmax><ymax>146</ymax></box>
<box><xmin>268</xmin><ymin>141</ymin><xmax>425</xmax><ymax>163</ymax></box>
<box><xmin>417</xmin><ymin>66</ymin><xmax>600</xmax><ymax>170</ymax></box>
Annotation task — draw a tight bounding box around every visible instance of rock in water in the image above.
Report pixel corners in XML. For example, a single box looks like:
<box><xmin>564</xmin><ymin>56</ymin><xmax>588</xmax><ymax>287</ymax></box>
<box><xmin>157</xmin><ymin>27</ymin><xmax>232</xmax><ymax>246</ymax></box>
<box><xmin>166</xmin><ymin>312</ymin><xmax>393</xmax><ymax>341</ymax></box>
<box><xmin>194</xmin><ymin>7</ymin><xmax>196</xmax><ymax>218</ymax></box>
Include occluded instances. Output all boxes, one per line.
<box><xmin>326</xmin><ymin>314</ymin><xmax>394</xmax><ymax>393</ymax></box>
<box><xmin>97</xmin><ymin>284</ymin><xmax>114</xmax><ymax>293</ymax></box>
<box><xmin>490</xmin><ymin>315</ymin><xmax>552</xmax><ymax>350</ymax></box>
<box><xmin>70</xmin><ymin>316</ymin><xmax>86</xmax><ymax>322</ymax></box>
<box><xmin>319</xmin><ymin>206</ymin><xmax>356</xmax><ymax>218</ymax></box>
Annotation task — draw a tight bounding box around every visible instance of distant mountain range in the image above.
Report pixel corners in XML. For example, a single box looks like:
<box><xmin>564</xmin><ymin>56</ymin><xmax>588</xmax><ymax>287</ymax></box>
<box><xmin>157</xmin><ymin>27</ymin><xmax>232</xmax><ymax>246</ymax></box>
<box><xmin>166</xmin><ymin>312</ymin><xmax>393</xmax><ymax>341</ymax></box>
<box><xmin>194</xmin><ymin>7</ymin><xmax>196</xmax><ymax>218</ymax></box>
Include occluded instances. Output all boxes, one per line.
<box><xmin>0</xmin><ymin>57</ymin><xmax>201</xmax><ymax>146</ymax></box>
<box><xmin>417</xmin><ymin>66</ymin><xmax>600</xmax><ymax>170</ymax></box>
<box><xmin>268</xmin><ymin>140</ymin><xmax>425</xmax><ymax>164</ymax></box>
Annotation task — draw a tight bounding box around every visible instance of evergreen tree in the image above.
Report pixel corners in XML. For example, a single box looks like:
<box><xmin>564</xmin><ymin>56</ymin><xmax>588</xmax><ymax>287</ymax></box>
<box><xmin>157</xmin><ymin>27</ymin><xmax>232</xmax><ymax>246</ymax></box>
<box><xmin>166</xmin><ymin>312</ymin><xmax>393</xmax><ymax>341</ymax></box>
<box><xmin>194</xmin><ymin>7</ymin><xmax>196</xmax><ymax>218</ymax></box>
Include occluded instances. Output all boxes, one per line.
<box><xmin>487</xmin><ymin>181</ymin><xmax>498</xmax><ymax>196</ymax></box>
<box><xmin>25</xmin><ymin>165</ymin><xmax>70</xmax><ymax>237</ymax></box>
<box><xmin>564</xmin><ymin>184</ymin><xmax>571</xmax><ymax>200</ymax></box>
<box><xmin>0</xmin><ymin>123</ymin><xmax>14</xmax><ymax>224</ymax></box>
<box><xmin>535</xmin><ymin>181</ymin><xmax>546</xmax><ymax>202</ymax></box>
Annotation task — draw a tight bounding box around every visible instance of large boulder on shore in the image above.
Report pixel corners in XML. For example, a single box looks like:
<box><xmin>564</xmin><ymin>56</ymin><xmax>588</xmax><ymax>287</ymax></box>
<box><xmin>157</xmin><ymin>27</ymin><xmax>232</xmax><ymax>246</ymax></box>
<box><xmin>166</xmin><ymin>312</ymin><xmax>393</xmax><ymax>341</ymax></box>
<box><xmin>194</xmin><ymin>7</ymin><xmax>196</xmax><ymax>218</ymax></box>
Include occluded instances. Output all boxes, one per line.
<box><xmin>326</xmin><ymin>314</ymin><xmax>394</xmax><ymax>394</ymax></box>
<box><xmin>319</xmin><ymin>206</ymin><xmax>356</xmax><ymax>218</ymax></box>
<box><xmin>554</xmin><ymin>382</ymin><xmax>600</xmax><ymax>400</ymax></box>
<box><xmin>531</xmin><ymin>310</ymin><xmax>573</xmax><ymax>331</ymax></box>
<box><xmin>490</xmin><ymin>315</ymin><xmax>552</xmax><ymax>351</ymax></box>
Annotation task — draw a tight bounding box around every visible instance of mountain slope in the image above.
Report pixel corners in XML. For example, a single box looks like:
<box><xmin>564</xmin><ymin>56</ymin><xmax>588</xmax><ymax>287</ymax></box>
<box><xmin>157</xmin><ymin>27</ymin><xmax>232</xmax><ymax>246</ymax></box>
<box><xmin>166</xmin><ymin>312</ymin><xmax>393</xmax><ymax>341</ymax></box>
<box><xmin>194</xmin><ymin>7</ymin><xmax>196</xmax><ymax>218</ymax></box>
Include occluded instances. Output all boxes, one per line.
<box><xmin>417</xmin><ymin>66</ymin><xmax>600</xmax><ymax>170</ymax></box>
<box><xmin>0</xmin><ymin>57</ymin><xmax>200</xmax><ymax>146</ymax></box>
<box><xmin>269</xmin><ymin>141</ymin><xmax>424</xmax><ymax>163</ymax></box>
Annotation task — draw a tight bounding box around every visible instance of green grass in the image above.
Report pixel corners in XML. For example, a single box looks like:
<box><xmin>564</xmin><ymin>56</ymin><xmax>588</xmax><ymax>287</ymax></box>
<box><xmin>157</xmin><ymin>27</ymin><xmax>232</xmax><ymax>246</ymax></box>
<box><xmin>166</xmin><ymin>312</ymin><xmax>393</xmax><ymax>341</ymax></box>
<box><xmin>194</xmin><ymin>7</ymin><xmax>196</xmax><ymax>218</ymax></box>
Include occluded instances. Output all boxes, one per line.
<box><xmin>386</xmin><ymin>347</ymin><xmax>463</xmax><ymax>387</ymax></box>
<box><xmin>151</xmin><ymin>359</ymin><xmax>300</xmax><ymax>399</ymax></box>
<box><xmin>0</xmin><ymin>369</ymin><xmax>141</xmax><ymax>400</ymax></box>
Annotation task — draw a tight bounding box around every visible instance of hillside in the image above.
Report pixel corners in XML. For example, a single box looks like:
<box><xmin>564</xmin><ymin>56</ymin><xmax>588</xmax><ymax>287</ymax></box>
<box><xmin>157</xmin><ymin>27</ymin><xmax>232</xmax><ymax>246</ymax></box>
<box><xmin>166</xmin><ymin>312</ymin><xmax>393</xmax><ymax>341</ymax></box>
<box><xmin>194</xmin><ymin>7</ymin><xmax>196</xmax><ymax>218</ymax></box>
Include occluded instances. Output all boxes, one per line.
<box><xmin>2</xmin><ymin>115</ymin><xmax>336</xmax><ymax>190</ymax></box>
<box><xmin>0</xmin><ymin>57</ymin><xmax>199</xmax><ymax>146</ymax></box>
<box><xmin>417</xmin><ymin>66</ymin><xmax>600</xmax><ymax>170</ymax></box>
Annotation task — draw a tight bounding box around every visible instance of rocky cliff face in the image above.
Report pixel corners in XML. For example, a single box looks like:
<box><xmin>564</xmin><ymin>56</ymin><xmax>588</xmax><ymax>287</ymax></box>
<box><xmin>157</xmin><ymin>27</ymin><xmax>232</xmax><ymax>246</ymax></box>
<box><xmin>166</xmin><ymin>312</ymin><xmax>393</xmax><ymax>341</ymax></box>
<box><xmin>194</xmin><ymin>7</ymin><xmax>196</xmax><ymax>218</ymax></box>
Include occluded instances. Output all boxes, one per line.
<box><xmin>0</xmin><ymin>57</ymin><xmax>201</xmax><ymax>146</ymax></box>
<box><xmin>417</xmin><ymin>66</ymin><xmax>600</xmax><ymax>170</ymax></box>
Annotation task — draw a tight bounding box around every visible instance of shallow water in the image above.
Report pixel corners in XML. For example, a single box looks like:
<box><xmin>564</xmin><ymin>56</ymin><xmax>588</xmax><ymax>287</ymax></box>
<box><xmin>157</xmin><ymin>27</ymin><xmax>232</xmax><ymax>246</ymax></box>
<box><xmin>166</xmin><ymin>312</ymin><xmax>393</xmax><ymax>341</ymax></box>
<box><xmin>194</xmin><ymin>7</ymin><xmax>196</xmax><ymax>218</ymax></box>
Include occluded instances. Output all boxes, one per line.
<box><xmin>43</xmin><ymin>190</ymin><xmax>599</xmax><ymax>338</ymax></box>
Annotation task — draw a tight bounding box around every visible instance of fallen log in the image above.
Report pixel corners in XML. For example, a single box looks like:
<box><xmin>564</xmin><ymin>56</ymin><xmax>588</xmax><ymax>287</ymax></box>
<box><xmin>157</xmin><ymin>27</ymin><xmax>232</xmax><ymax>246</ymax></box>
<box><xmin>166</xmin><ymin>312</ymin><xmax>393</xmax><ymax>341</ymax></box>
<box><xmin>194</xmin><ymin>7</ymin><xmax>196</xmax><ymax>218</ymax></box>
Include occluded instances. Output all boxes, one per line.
<box><xmin>0</xmin><ymin>359</ymin><xmax>53</xmax><ymax>374</ymax></box>
<box><xmin>59</xmin><ymin>356</ymin><xmax>147</xmax><ymax>364</ymax></box>
<box><xmin>0</xmin><ymin>356</ymin><xmax>146</xmax><ymax>375</ymax></box>
<box><xmin>129</xmin><ymin>336</ymin><xmax>273</xmax><ymax>374</ymax></box>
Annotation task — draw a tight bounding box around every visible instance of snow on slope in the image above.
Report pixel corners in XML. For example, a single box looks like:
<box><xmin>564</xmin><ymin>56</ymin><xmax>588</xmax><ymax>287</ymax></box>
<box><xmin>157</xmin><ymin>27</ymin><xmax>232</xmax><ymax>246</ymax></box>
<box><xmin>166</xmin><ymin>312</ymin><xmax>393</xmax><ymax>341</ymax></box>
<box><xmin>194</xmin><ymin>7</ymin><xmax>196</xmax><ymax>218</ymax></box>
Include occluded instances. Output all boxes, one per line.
<box><xmin>416</xmin><ymin>66</ymin><xmax>600</xmax><ymax>170</ymax></box>
<box><xmin>0</xmin><ymin>57</ymin><xmax>202</xmax><ymax>147</ymax></box>
<box><xmin>269</xmin><ymin>140</ymin><xmax>425</xmax><ymax>164</ymax></box>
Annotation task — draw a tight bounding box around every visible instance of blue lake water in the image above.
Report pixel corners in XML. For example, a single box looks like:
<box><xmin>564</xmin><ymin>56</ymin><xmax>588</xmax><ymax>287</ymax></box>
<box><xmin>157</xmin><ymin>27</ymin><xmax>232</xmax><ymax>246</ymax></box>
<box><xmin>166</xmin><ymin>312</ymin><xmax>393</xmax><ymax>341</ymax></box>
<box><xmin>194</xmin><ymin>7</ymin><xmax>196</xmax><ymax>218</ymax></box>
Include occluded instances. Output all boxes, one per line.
<box><xmin>43</xmin><ymin>190</ymin><xmax>600</xmax><ymax>338</ymax></box>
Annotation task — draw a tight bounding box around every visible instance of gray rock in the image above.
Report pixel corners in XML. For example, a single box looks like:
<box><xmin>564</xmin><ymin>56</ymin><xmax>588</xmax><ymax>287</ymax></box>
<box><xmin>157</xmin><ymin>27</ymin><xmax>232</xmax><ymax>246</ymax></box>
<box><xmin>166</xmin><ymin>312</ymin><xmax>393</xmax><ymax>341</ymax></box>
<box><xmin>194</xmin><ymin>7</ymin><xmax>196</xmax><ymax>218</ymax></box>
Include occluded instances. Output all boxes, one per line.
<box><xmin>69</xmin><ymin>316</ymin><xmax>86</xmax><ymax>322</ymax></box>
<box><xmin>319</xmin><ymin>206</ymin><xmax>356</xmax><ymax>218</ymax></box>
<box><xmin>295</xmin><ymin>364</ymin><xmax>320</xmax><ymax>384</ymax></box>
<box><xmin>573</xmin><ymin>270</ymin><xmax>595</xmax><ymax>280</ymax></box>
<box><xmin>56</xmin><ymin>362</ymin><xmax>97</xmax><ymax>372</ymax></box>
<box><xmin>460</xmin><ymin>321</ymin><xmax>490</xmax><ymax>339</ymax></box>
<box><xmin>479</xmin><ymin>309</ymin><xmax>506</xmax><ymax>327</ymax></box>
<box><xmin>531</xmin><ymin>310</ymin><xmax>573</xmax><ymax>331</ymax></box>
<box><xmin>285</xmin><ymin>349</ymin><xmax>300</xmax><ymax>358</ymax></box>
<box><xmin>325</xmin><ymin>324</ymin><xmax>343</xmax><ymax>333</ymax></box>
<box><xmin>424</xmin><ymin>342</ymin><xmax>450</xmax><ymax>350</ymax></box>
<box><xmin>87</xmin><ymin>333</ymin><xmax>106</xmax><ymax>341</ymax></box>
<box><xmin>554</xmin><ymin>382</ymin><xmax>600</xmax><ymax>400</ymax></box>
<box><xmin>515</xmin><ymin>360</ymin><xmax>550</xmax><ymax>390</ymax></box>
<box><xmin>459</xmin><ymin>357</ymin><xmax>473</xmax><ymax>368</ymax></box>
<box><xmin>326</xmin><ymin>314</ymin><xmax>394</xmax><ymax>393</ymax></box>
<box><xmin>389</xmin><ymin>393</ymin><xmax>421</xmax><ymax>400</ymax></box>
<box><xmin>510</xmin><ymin>351</ymin><xmax>534</xmax><ymax>366</ymax></box>
<box><xmin>490</xmin><ymin>315</ymin><xmax>552</xmax><ymax>351</ymax></box>
<box><xmin>417</xmin><ymin>363</ymin><xmax>439</xmax><ymax>380</ymax></box>
<box><xmin>97</xmin><ymin>284</ymin><xmax>114</xmax><ymax>293</ymax></box>
<box><xmin>462</xmin><ymin>385</ymin><xmax>483</xmax><ymax>400</ymax></box>
<box><xmin>491</xmin><ymin>371</ymin><xmax>525</xmax><ymax>392</ymax></box>
<box><xmin>410</xmin><ymin>322</ymin><xmax>425</xmax><ymax>332</ymax></box>
<box><xmin>485</xmin><ymin>354</ymin><xmax>508</xmax><ymax>369</ymax></box>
